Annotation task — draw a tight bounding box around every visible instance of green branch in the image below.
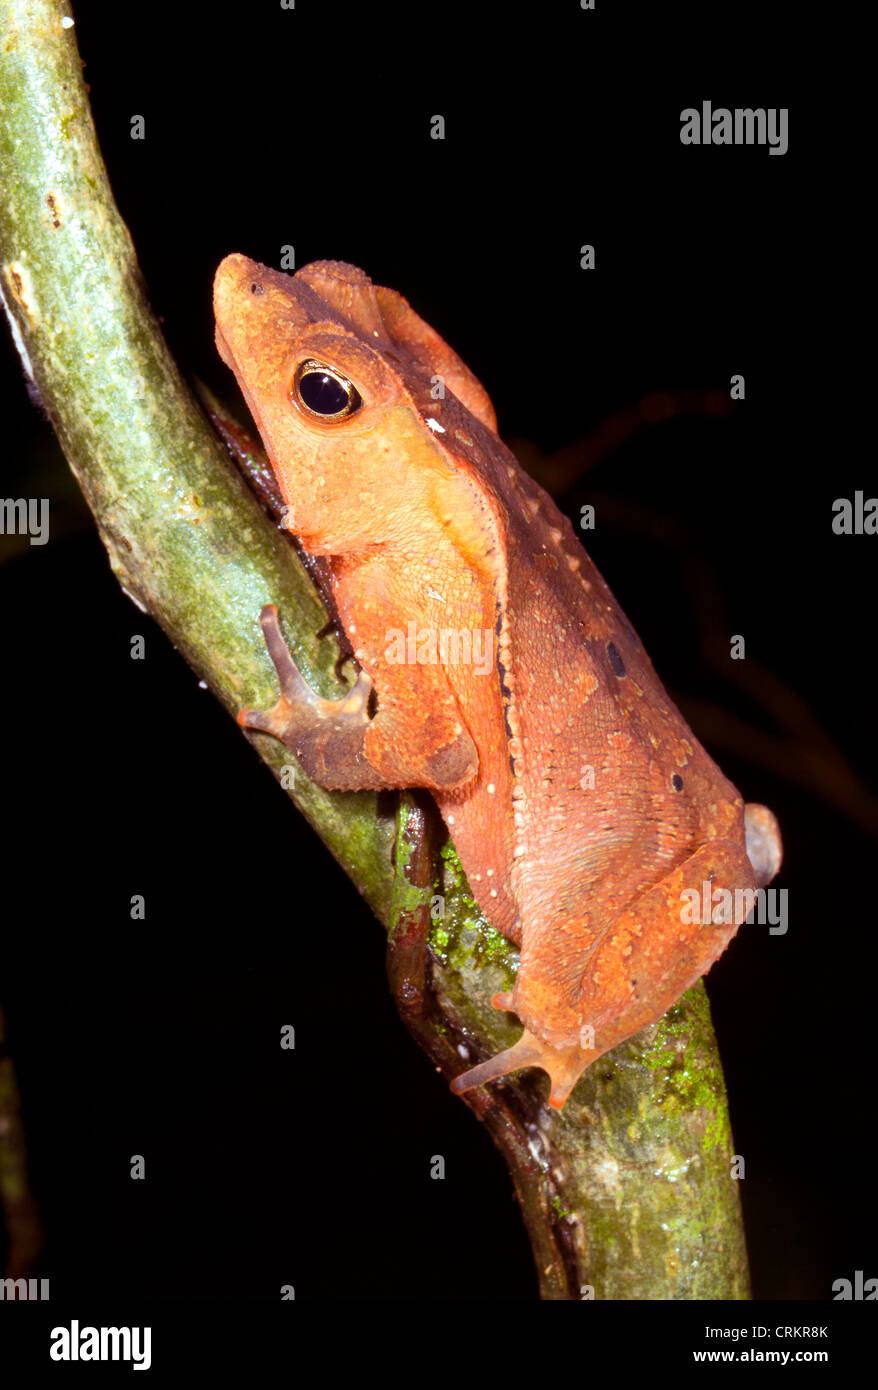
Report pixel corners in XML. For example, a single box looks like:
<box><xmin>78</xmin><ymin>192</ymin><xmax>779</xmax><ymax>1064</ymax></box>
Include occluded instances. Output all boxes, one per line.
<box><xmin>0</xmin><ymin>0</ymin><xmax>750</xmax><ymax>1299</ymax></box>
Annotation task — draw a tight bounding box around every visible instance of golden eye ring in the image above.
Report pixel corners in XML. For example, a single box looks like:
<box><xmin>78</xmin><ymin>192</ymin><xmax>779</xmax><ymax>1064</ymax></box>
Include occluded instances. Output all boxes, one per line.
<box><xmin>292</xmin><ymin>359</ymin><xmax>362</xmax><ymax>421</ymax></box>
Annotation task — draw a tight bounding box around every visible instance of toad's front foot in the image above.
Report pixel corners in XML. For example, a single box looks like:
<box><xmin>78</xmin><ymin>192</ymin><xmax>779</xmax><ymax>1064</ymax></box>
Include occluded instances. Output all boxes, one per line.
<box><xmin>238</xmin><ymin>604</ymin><xmax>380</xmax><ymax>789</ymax></box>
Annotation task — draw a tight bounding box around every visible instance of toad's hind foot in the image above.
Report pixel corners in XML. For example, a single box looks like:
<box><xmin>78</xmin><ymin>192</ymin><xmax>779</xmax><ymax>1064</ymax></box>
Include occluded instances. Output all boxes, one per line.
<box><xmin>450</xmin><ymin>1027</ymin><xmax>591</xmax><ymax>1110</ymax></box>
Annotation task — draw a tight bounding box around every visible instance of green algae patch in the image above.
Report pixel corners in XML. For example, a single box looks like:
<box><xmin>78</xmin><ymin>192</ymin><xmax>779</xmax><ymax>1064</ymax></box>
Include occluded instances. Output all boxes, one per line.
<box><xmin>430</xmin><ymin>841</ymin><xmax>519</xmax><ymax>984</ymax></box>
<box><xmin>641</xmin><ymin>989</ymin><xmax>734</xmax><ymax>1156</ymax></box>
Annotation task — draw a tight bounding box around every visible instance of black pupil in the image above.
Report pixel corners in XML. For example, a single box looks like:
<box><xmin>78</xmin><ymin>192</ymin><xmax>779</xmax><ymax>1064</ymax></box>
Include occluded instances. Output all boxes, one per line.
<box><xmin>300</xmin><ymin>371</ymin><xmax>349</xmax><ymax>416</ymax></box>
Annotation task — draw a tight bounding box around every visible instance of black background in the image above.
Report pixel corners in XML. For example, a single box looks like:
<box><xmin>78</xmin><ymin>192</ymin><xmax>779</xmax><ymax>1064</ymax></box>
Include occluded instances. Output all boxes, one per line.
<box><xmin>0</xmin><ymin>0</ymin><xmax>872</xmax><ymax>1311</ymax></box>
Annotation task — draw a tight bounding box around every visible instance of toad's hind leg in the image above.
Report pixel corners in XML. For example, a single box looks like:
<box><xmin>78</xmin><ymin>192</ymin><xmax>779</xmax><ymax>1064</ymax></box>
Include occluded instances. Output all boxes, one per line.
<box><xmin>450</xmin><ymin>1023</ymin><xmax>589</xmax><ymax>1110</ymax></box>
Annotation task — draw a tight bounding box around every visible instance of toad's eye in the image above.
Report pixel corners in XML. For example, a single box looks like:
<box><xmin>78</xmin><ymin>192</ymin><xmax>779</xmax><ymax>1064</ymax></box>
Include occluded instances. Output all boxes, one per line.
<box><xmin>292</xmin><ymin>359</ymin><xmax>362</xmax><ymax>421</ymax></box>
